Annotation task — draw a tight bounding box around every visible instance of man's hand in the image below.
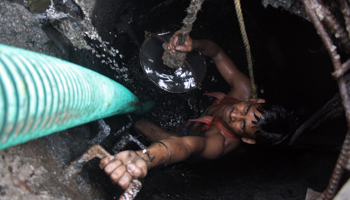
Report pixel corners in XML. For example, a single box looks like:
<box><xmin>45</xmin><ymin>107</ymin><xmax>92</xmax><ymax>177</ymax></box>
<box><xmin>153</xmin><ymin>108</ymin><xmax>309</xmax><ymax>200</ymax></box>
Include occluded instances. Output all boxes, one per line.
<box><xmin>99</xmin><ymin>150</ymin><xmax>148</xmax><ymax>190</ymax></box>
<box><xmin>167</xmin><ymin>30</ymin><xmax>194</xmax><ymax>52</ymax></box>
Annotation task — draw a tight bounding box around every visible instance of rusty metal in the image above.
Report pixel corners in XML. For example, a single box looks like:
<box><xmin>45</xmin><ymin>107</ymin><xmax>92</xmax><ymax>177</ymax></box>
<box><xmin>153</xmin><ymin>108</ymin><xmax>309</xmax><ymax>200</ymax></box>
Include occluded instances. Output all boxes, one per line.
<box><xmin>304</xmin><ymin>0</ymin><xmax>350</xmax><ymax>126</ymax></box>
<box><xmin>317</xmin><ymin>131</ymin><xmax>350</xmax><ymax>200</ymax></box>
<box><xmin>119</xmin><ymin>179</ymin><xmax>142</xmax><ymax>200</ymax></box>
<box><xmin>313</xmin><ymin>0</ymin><xmax>350</xmax><ymax>52</ymax></box>
<box><xmin>303</xmin><ymin>0</ymin><xmax>350</xmax><ymax>200</ymax></box>
<box><xmin>332</xmin><ymin>59</ymin><xmax>350</xmax><ymax>79</ymax></box>
<box><xmin>62</xmin><ymin>144</ymin><xmax>142</xmax><ymax>200</ymax></box>
<box><xmin>302</xmin><ymin>0</ymin><xmax>350</xmax><ymax>199</ymax></box>
<box><xmin>338</xmin><ymin>0</ymin><xmax>350</xmax><ymax>36</ymax></box>
<box><xmin>340</xmin><ymin>131</ymin><xmax>350</xmax><ymax>172</ymax></box>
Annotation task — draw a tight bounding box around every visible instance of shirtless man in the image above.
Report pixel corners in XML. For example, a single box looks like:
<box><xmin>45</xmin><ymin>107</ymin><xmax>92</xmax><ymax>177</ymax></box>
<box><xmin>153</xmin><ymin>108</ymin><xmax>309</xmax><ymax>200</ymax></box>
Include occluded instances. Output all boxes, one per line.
<box><xmin>99</xmin><ymin>31</ymin><xmax>295</xmax><ymax>189</ymax></box>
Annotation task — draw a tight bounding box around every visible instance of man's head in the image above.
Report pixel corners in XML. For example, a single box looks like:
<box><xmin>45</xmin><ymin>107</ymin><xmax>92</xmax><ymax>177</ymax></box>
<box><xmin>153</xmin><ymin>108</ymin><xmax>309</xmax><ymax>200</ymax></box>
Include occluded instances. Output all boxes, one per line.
<box><xmin>222</xmin><ymin>99</ymin><xmax>296</xmax><ymax>145</ymax></box>
<box><xmin>253</xmin><ymin>103</ymin><xmax>296</xmax><ymax>145</ymax></box>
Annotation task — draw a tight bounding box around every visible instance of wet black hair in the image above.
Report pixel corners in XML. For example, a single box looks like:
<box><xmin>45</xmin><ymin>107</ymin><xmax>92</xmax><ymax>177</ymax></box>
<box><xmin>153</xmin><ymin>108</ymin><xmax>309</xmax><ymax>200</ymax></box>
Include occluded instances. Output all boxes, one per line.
<box><xmin>253</xmin><ymin>103</ymin><xmax>297</xmax><ymax>145</ymax></box>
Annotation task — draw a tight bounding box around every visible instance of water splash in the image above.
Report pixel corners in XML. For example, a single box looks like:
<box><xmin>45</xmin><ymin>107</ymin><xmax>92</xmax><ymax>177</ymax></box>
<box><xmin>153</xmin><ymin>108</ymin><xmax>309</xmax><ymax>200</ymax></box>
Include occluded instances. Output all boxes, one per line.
<box><xmin>46</xmin><ymin>0</ymin><xmax>90</xmax><ymax>50</ymax></box>
<box><xmin>44</xmin><ymin>0</ymin><xmax>124</xmax><ymax>69</ymax></box>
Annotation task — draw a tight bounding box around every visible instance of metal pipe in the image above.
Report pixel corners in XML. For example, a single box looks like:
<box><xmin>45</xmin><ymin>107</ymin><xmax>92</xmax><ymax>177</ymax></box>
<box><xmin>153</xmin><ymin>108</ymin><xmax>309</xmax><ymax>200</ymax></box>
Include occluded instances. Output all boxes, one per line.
<box><xmin>0</xmin><ymin>44</ymin><xmax>154</xmax><ymax>150</ymax></box>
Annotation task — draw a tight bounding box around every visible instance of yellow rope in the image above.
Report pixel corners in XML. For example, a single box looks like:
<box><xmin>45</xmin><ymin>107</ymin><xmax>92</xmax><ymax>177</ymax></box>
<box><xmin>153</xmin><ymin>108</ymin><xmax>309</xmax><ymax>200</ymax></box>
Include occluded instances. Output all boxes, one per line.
<box><xmin>233</xmin><ymin>0</ymin><xmax>258</xmax><ymax>99</ymax></box>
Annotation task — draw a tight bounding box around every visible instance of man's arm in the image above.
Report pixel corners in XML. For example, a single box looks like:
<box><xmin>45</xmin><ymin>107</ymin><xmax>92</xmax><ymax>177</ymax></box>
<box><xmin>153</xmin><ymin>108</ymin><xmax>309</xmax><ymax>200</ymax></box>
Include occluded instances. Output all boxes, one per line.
<box><xmin>100</xmin><ymin>131</ymin><xmax>232</xmax><ymax>189</ymax></box>
<box><xmin>168</xmin><ymin>32</ymin><xmax>252</xmax><ymax>101</ymax></box>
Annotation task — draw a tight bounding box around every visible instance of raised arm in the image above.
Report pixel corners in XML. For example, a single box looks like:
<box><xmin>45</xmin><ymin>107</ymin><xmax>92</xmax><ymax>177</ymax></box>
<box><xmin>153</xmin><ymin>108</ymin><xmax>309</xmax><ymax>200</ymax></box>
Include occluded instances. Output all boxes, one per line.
<box><xmin>168</xmin><ymin>32</ymin><xmax>252</xmax><ymax>101</ymax></box>
<box><xmin>99</xmin><ymin>130</ymin><xmax>236</xmax><ymax>189</ymax></box>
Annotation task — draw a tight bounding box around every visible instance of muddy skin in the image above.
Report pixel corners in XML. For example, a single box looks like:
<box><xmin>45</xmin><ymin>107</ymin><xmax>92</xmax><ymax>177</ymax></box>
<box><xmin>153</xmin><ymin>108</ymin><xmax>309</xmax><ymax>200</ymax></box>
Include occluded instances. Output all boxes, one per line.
<box><xmin>63</xmin><ymin>144</ymin><xmax>142</xmax><ymax>200</ymax></box>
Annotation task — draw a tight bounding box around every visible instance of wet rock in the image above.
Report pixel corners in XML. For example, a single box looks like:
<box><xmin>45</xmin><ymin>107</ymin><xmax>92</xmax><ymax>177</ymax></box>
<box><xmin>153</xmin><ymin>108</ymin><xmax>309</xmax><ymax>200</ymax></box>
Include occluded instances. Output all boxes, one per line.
<box><xmin>55</xmin><ymin>0</ymin><xmax>85</xmax><ymax>20</ymax></box>
<box><xmin>261</xmin><ymin>0</ymin><xmax>309</xmax><ymax>20</ymax></box>
<box><xmin>0</xmin><ymin>0</ymin><xmax>65</xmax><ymax>58</ymax></box>
<box><xmin>0</xmin><ymin>185</ymin><xmax>6</xmax><ymax>195</ymax></box>
<box><xmin>29</xmin><ymin>0</ymin><xmax>52</xmax><ymax>13</ymax></box>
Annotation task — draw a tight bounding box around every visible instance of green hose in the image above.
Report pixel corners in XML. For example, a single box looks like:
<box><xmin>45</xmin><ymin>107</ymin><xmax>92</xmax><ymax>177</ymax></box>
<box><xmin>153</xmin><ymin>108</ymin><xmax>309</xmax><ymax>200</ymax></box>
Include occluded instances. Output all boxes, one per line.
<box><xmin>0</xmin><ymin>44</ymin><xmax>154</xmax><ymax>150</ymax></box>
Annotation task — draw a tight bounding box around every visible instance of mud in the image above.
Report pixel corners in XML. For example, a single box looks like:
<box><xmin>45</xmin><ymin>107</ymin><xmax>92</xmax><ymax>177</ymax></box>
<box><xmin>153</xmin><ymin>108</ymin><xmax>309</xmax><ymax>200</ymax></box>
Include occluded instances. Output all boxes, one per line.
<box><xmin>0</xmin><ymin>136</ymin><xmax>86</xmax><ymax>199</ymax></box>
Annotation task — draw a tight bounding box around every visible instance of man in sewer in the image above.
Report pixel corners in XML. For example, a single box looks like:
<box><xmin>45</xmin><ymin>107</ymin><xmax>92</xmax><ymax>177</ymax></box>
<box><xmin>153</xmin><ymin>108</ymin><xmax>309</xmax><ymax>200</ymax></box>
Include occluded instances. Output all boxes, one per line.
<box><xmin>99</xmin><ymin>32</ymin><xmax>296</xmax><ymax>189</ymax></box>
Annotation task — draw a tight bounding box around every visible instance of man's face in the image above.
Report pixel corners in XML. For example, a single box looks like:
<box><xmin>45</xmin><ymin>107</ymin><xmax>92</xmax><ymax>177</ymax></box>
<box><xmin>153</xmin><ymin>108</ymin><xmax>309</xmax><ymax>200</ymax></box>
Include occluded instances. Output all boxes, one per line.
<box><xmin>222</xmin><ymin>100</ymin><xmax>264</xmax><ymax>143</ymax></box>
